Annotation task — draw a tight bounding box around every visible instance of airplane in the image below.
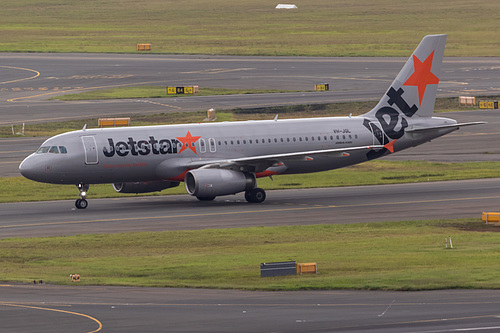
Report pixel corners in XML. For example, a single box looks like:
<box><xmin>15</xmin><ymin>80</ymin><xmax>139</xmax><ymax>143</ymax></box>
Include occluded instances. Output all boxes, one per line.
<box><xmin>19</xmin><ymin>34</ymin><xmax>484</xmax><ymax>209</ymax></box>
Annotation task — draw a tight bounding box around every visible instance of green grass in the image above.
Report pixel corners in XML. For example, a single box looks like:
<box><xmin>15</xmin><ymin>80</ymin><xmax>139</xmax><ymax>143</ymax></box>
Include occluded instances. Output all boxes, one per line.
<box><xmin>3</xmin><ymin>160</ymin><xmax>500</xmax><ymax>203</ymax></box>
<box><xmin>1</xmin><ymin>219</ymin><xmax>499</xmax><ymax>290</ymax></box>
<box><xmin>1</xmin><ymin>0</ymin><xmax>499</xmax><ymax>56</ymax></box>
<box><xmin>51</xmin><ymin>86</ymin><xmax>300</xmax><ymax>101</ymax></box>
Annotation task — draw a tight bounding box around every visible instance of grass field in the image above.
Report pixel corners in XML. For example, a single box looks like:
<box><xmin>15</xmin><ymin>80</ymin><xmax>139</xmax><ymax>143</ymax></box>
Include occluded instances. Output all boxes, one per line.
<box><xmin>1</xmin><ymin>219</ymin><xmax>499</xmax><ymax>290</ymax></box>
<box><xmin>1</xmin><ymin>0</ymin><xmax>499</xmax><ymax>56</ymax></box>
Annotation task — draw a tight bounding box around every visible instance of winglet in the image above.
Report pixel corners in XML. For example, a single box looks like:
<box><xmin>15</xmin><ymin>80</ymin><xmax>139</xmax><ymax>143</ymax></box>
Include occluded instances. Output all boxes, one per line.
<box><xmin>384</xmin><ymin>140</ymin><xmax>397</xmax><ymax>153</ymax></box>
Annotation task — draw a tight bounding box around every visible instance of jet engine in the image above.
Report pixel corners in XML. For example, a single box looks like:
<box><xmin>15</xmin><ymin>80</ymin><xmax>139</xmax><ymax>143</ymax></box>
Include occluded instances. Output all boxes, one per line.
<box><xmin>112</xmin><ymin>180</ymin><xmax>179</xmax><ymax>194</ymax></box>
<box><xmin>184</xmin><ymin>169</ymin><xmax>255</xmax><ymax>199</ymax></box>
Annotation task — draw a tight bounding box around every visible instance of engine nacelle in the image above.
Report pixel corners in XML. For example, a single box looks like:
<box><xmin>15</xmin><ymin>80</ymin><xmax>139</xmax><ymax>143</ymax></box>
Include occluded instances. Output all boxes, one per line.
<box><xmin>112</xmin><ymin>180</ymin><xmax>179</xmax><ymax>194</ymax></box>
<box><xmin>184</xmin><ymin>169</ymin><xmax>255</xmax><ymax>198</ymax></box>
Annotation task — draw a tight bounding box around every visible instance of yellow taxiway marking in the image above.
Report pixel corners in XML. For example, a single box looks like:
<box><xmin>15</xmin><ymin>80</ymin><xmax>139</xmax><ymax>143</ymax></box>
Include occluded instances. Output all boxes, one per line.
<box><xmin>6</xmin><ymin>80</ymin><xmax>163</xmax><ymax>102</ymax></box>
<box><xmin>0</xmin><ymin>302</ymin><xmax>102</xmax><ymax>333</ymax></box>
<box><xmin>0</xmin><ymin>160</ymin><xmax>22</xmax><ymax>165</ymax></box>
<box><xmin>2</xmin><ymin>194</ymin><xmax>500</xmax><ymax>230</ymax></box>
<box><xmin>0</xmin><ymin>66</ymin><xmax>40</xmax><ymax>85</ymax></box>
<box><xmin>139</xmin><ymin>99</ymin><xmax>182</xmax><ymax>109</ymax></box>
<box><xmin>0</xmin><ymin>150</ymin><xmax>33</xmax><ymax>154</ymax></box>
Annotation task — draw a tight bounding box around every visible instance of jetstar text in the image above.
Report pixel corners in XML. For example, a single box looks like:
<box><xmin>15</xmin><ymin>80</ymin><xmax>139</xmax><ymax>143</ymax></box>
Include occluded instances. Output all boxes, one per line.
<box><xmin>103</xmin><ymin>136</ymin><xmax>180</xmax><ymax>157</ymax></box>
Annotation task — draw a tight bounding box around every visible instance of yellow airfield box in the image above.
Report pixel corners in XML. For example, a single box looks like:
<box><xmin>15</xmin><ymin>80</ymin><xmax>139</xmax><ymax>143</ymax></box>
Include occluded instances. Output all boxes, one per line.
<box><xmin>136</xmin><ymin>43</ymin><xmax>151</xmax><ymax>51</ymax></box>
<box><xmin>167</xmin><ymin>86</ymin><xmax>199</xmax><ymax>95</ymax></box>
<box><xmin>98</xmin><ymin>118</ymin><xmax>131</xmax><ymax>127</ymax></box>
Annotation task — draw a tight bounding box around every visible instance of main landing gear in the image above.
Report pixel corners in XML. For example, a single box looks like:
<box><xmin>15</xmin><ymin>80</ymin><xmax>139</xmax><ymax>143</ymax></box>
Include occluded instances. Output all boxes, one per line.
<box><xmin>75</xmin><ymin>183</ymin><xmax>89</xmax><ymax>209</ymax></box>
<box><xmin>245</xmin><ymin>187</ymin><xmax>266</xmax><ymax>203</ymax></box>
<box><xmin>195</xmin><ymin>187</ymin><xmax>266</xmax><ymax>203</ymax></box>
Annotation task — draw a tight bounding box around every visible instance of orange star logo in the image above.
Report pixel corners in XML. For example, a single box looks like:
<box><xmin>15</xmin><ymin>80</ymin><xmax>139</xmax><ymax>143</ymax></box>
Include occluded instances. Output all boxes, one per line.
<box><xmin>403</xmin><ymin>50</ymin><xmax>439</xmax><ymax>106</ymax></box>
<box><xmin>176</xmin><ymin>131</ymin><xmax>201</xmax><ymax>154</ymax></box>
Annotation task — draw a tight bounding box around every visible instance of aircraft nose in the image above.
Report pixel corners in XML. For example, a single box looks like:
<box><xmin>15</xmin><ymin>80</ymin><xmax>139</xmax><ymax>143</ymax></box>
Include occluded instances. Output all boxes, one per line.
<box><xmin>19</xmin><ymin>154</ymin><xmax>42</xmax><ymax>181</ymax></box>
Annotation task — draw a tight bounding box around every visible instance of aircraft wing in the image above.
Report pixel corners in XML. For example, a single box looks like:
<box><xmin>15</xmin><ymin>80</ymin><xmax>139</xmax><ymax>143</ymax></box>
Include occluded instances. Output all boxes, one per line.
<box><xmin>187</xmin><ymin>144</ymin><xmax>384</xmax><ymax>172</ymax></box>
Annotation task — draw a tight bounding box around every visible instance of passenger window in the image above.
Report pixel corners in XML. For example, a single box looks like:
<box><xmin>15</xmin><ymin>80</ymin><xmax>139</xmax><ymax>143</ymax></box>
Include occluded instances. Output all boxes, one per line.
<box><xmin>59</xmin><ymin>146</ymin><xmax>67</xmax><ymax>154</ymax></box>
<box><xmin>49</xmin><ymin>146</ymin><xmax>59</xmax><ymax>154</ymax></box>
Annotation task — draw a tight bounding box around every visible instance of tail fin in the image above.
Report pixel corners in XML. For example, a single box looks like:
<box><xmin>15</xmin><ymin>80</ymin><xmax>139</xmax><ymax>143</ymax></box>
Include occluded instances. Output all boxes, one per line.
<box><xmin>363</xmin><ymin>34</ymin><xmax>447</xmax><ymax>119</ymax></box>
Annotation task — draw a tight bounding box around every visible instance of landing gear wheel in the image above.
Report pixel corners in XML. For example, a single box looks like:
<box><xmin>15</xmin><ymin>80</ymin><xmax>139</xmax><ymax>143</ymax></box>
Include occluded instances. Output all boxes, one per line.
<box><xmin>196</xmin><ymin>196</ymin><xmax>216</xmax><ymax>201</ymax></box>
<box><xmin>75</xmin><ymin>183</ymin><xmax>89</xmax><ymax>209</ymax></box>
<box><xmin>245</xmin><ymin>188</ymin><xmax>266</xmax><ymax>203</ymax></box>
<box><xmin>75</xmin><ymin>198</ymin><xmax>88</xmax><ymax>209</ymax></box>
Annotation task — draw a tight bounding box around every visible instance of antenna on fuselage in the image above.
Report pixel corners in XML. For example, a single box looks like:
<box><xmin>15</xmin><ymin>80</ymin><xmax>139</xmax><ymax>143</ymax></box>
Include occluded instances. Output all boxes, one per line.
<box><xmin>82</xmin><ymin>124</ymin><xmax>87</xmax><ymax>131</ymax></box>
<box><xmin>274</xmin><ymin>114</ymin><xmax>279</xmax><ymax>122</ymax></box>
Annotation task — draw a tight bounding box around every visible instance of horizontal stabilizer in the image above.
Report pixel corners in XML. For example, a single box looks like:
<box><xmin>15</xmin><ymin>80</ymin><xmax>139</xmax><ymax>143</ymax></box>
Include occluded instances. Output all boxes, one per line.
<box><xmin>406</xmin><ymin>121</ymin><xmax>487</xmax><ymax>133</ymax></box>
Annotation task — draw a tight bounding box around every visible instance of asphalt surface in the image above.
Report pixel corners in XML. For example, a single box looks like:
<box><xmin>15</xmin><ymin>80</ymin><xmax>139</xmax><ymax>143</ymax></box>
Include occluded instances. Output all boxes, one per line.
<box><xmin>3</xmin><ymin>285</ymin><xmax>500</xmax><ymax>333</ymax></box>
<box><xmin>1</xmin><ymin>53</ymin><xmax>499</xmax><ymax>332</ymax></box>
<box><xmin>1</xmin><ymin>54</ymin><xmax>499</xmax><ymax>125</ymax></box>
<box><xmin>1</xmin><ymin>178</ymin><xmax>500</xmax><ymax>239</ymax></box>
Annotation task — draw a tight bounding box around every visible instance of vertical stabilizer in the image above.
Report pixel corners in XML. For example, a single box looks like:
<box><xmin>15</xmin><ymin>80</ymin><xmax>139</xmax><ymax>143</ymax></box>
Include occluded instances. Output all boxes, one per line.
<box><xmin>364</xmin><ymin>34</ymin><xmax>447</xmax><ymax>119</ymax></box>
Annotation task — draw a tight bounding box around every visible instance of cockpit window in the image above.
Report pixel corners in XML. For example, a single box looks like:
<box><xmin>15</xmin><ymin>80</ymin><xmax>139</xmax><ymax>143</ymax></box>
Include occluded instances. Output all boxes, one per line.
<box><xmin>36</xmin><ymin>146</ymin><xmax>68</xmax><ymax>154</ymax></box>
<box><xmin>36</xmin><ymin>146</ymin><xmax>50</xmax><ymax>154</ymax></box>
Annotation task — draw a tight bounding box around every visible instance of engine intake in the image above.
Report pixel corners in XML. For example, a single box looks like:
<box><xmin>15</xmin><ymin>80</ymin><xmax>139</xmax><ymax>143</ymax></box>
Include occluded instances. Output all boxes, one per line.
<box><xmin>184</xmin><ymin>169</ymin><xmax>255</xmax><ymax>198</ymax></box>
<box><xmin>113</xmin><ymin>180</ymin><xmax>179</xmax><ymax>194</ymax></box>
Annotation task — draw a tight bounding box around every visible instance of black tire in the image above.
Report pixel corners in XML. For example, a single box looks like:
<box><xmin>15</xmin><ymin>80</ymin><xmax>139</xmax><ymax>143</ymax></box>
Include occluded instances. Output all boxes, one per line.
<box><xmin>75</xmin><ymin>198</ymin><xmax>88</xmax><ymax>209</ymax></box>
<box><xmin>246</xmin><ymin>188</ymin><xmax>266</xmax><ymax>203</ymax></box>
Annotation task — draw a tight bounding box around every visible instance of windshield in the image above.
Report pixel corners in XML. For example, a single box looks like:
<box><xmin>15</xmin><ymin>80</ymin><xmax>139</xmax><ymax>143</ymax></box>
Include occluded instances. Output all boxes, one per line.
<box><xmin>36</xmin><ymin>146</ymin><xmax>68</xmax><ymax>154</ymax></box>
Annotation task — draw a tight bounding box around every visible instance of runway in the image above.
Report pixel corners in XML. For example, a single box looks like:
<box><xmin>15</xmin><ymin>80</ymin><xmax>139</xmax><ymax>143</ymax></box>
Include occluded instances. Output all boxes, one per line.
<box><xmin>1</xmin><ymin>53</ymin><xmax>500</xmax><ymax>332</ymax></box>
<box><xmin>3</xmin><ymin>285</ymin><xmax>500</xmax><ymax>333</ymax></box>
<box><xmin>1</xmin><ymin>178</ymin><xmax>499</xmax><ymax>239</ymax></box>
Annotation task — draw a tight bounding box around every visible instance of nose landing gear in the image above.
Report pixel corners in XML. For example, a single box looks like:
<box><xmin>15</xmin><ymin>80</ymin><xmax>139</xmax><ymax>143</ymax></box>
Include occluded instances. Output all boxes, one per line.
<box><xmin>75</xmin><ymin>183</ymin><xmax>89</xmax><ymax>209</ymax></box>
